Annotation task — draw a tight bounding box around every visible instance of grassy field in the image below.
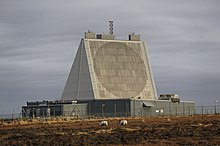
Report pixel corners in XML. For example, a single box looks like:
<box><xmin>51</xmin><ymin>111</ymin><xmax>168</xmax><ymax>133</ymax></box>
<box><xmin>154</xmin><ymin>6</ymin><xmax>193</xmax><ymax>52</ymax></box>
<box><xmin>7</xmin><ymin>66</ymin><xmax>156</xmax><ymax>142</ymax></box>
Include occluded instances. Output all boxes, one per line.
<box><xmin>0</xmin><ymin>115</ymin><xmax>220</xmax><ymax>145</ymax></box>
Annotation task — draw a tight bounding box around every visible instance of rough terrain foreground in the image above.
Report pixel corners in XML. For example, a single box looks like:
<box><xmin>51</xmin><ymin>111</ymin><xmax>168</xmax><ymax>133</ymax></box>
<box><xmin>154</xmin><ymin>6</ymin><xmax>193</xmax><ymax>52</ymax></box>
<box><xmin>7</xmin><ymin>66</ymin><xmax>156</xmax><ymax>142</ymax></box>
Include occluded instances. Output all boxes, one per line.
<box><xmin>0</xmin><ymin>115</ymin><xmax>220</xmax><ymax>146</ymax></box>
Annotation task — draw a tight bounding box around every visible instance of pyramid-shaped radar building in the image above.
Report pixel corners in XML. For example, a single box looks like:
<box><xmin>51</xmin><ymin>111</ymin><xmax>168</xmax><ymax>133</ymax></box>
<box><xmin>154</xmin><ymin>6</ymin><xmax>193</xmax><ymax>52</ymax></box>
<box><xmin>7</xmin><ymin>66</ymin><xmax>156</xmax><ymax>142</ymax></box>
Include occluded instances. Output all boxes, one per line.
<box><xmin>61</xmin><ymin>32</ymin><xmax>157</xmax><ymax>101</ymax></box>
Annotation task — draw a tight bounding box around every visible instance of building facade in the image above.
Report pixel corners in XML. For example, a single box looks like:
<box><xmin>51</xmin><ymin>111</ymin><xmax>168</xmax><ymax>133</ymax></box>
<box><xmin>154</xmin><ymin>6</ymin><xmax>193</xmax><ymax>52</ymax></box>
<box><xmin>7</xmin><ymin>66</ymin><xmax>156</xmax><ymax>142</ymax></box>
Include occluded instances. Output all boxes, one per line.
<box><xmin>22</xmin><ymin>99</ymin><xmax>195</xmax><ymax>118</ymax></box>
<box><xmin>22</xmin><ymin>31</ymin><xmax>195</xmax><ymax>118</ymax></box>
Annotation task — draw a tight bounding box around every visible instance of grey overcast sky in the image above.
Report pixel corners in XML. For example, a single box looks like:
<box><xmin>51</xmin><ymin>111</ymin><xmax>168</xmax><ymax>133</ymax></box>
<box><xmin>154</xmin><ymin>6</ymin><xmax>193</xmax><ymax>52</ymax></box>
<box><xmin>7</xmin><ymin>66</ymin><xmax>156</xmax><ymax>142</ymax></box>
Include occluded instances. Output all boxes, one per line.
<box><xmin>0</xmin><ymin>0</ymin><xmax>220</xmax><ymax>113</ymax></box>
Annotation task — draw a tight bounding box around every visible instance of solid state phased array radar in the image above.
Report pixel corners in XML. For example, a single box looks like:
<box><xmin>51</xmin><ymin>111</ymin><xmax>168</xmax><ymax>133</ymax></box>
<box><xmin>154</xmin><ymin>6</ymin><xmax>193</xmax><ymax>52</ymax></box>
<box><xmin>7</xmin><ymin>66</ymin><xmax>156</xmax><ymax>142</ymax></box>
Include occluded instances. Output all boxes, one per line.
<box><xmin>22</xmin><ymin>26</ymin><xmax>195</xmax><ymax>118</ymax></box>
<box><xmin>61</xmin><ymin>31</ymin><xmax>157</xmax><ymax>101</ymax></box>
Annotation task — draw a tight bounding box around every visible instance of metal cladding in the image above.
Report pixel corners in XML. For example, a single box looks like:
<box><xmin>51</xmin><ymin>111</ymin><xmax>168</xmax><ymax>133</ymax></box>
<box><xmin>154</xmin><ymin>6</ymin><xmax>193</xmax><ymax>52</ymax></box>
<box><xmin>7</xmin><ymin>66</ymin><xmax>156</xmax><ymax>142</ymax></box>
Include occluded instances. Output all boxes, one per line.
<box><xmin>61</xmin><ymin>32</ymin><xmax>157</xmax><ymax>101</ymax></box>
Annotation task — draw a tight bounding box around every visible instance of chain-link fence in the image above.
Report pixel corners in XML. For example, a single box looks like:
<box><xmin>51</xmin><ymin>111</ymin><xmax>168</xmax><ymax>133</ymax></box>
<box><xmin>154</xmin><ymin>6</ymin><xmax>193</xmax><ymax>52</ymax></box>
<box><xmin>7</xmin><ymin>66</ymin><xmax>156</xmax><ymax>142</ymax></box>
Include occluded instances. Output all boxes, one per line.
<box><xmin>0</xmin><ymin>105</ymin><xmax>220</xmax><ymax>120</ymax></box>
<box><xmin>91</xmin><ymin>105</ymin><xmax>220</xmax><ymax>118</ymax></box>
<box><xmin>195</xmin><ymin>105</ymin><xmax>220</xmax><ymax>115</ymax></box>
<box><xmin>0</xmin><ymin>113</ymin><xmax>21</xmax><ymax>119</ymax></box>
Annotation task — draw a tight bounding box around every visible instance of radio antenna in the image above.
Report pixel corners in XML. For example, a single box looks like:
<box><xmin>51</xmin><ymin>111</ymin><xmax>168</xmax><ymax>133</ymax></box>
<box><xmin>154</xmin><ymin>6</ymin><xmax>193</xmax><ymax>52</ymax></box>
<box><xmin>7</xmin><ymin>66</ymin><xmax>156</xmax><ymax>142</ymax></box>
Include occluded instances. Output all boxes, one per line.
<box><xmin>109</xmin><ymin>20</ymin><xmax>113</xmax><ymax>35</ymax></box>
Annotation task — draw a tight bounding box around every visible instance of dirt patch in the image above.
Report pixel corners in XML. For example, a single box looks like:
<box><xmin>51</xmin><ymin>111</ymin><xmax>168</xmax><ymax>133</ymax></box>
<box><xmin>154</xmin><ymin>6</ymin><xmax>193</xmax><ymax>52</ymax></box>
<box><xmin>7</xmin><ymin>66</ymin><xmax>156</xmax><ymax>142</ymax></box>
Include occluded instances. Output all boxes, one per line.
<box><xmin>0</xmin><ymin>115</ymin><xmax>220</xmax><ymax>145</ymax></box>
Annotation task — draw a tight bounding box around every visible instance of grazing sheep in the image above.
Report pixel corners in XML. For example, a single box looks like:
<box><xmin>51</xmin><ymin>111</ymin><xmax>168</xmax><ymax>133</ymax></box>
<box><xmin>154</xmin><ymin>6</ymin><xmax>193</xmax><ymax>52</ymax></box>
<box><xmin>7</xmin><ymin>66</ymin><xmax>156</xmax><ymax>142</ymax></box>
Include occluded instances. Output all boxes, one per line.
<box><xmin>99</xmin><ymin>120</ymin><xmax>108</xmax><ymax>126</ymax></box>
<box><xmin>119</xmin><ymin>120</ymin><xmax>128</xmax><ymax>126</ymax></box>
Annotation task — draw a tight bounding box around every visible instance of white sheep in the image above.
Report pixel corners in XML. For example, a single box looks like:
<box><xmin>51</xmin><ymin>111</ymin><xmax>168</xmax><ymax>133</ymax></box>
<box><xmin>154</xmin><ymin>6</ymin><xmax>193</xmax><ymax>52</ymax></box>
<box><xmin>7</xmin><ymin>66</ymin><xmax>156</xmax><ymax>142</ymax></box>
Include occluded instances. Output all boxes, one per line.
<box><xmin>99</xmin><ymin>120</ymin><xmax>108</xmax><ymax>126</ymax></box>
<box><xmin>119</xmin><ymin>120</ymin><xmax>128</xmax><ymax>126</ymax></box>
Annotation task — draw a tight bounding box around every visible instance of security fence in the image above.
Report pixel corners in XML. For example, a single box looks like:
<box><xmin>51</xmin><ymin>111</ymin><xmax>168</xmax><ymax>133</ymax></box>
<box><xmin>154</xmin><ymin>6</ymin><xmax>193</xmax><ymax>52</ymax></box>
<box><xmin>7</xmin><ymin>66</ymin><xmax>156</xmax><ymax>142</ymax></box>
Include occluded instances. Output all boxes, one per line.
<box><xmin>195</xmin><ymin>105</ymin><xmax>220</xmax><ymax>115</ymax></box>
<box><xmin>0</xmin><ymin>105</ymin><xmax>220</xmax><ymax>120</ymax></box>
<box><xmin>96</xmin><ymin>105</ymin><xmax>220</xmax><ymax>118</ymax></box>
<box><xmin>0</xmin><ymin>113</ymin><xmax>21</xmax><ymax>120</ymax></box>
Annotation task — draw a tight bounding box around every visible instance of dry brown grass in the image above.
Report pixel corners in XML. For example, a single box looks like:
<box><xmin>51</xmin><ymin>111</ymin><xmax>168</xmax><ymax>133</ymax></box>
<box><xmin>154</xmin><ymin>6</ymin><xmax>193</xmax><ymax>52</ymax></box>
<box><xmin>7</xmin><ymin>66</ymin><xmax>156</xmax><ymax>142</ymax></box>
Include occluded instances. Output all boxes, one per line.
<box><xmin>0</xmin><ymin>115</ymin><xmax>220</xmax><ymax>145</ymax></box>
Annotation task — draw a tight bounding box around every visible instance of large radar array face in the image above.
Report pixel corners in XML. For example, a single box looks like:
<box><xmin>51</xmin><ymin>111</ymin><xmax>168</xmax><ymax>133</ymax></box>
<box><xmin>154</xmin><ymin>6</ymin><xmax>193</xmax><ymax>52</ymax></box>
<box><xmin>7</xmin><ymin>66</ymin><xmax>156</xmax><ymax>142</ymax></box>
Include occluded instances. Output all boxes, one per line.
<box><xmin>61</xmin><ymin>32</ymin><xmax>157</xmax><ymax>101</ymax></box>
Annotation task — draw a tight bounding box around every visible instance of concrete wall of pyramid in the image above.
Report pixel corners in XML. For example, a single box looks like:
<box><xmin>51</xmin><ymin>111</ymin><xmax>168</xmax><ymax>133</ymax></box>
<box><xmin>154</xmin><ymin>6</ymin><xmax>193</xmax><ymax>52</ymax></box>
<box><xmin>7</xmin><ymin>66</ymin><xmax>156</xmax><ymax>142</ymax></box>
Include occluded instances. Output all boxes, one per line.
<box><xmin>61</xmin><ymin>32</ymin><xmax>157</xmax><ymax>101</ymax></box>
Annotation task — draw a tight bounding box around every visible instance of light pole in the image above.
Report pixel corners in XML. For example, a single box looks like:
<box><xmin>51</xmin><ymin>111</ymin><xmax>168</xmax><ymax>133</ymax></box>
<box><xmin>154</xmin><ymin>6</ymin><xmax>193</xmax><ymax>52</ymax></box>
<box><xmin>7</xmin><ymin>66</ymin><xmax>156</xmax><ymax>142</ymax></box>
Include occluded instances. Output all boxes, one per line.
<box><xmin>102</xmin><ymin>104</ymin><xmax>105</xmax><ymax>117</ymax></box>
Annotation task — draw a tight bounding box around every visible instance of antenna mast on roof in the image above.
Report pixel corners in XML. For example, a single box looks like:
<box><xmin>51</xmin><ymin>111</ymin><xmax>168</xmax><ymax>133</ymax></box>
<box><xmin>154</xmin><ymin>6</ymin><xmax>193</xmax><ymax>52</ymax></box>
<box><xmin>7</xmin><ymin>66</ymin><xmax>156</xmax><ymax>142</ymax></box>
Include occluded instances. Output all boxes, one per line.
<box><xmin>109</xmin><ymin>20</ymin><xmax>113</xmax><ymax>35</ymax></box>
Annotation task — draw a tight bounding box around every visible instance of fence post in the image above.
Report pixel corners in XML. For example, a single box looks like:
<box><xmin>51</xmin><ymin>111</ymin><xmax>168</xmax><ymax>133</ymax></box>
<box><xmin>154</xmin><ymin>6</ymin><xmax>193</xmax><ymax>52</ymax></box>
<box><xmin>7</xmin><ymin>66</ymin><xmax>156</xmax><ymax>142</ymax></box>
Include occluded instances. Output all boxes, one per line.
<box><xmin>218</xmin><ymin>105</ymin><xmax>219</xmax><ymax>114</ymax></box>
<box><xmin>163</xmin><ymin>107</ymin><xmax>164</xmax><ymax>117</ymax></box>
<box><xmin>12</xmin><ymin>109</ymin><xmax>14</xmax><ymax>121</ymax></box>
<box><xmin>169</xmin><ymin>102</ymin><xmax>171</xmax><ymax>116</ymax></box>
<box><xmin>183</xmin><ymin>102</ymin><xmax>185</xmax><ymax>116</ymax></box>
<box><xmin>114</xmin><ymin>104</ymin><xmax>116</xmax><ymax>116</ymax></box>
<box><xmin>202</xmin><ymin>106</ymin><xmax>203</xmax><ymax>115</ymax></box>
<box><xmin>215</xmin><ymin>105</ymin><xmax>217</xmax><ymax>115</ymax></box>
<box><xmin>176</xmin><ymin>107</ymin><xmax>177</xmax><ymax>116</ymax></box>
